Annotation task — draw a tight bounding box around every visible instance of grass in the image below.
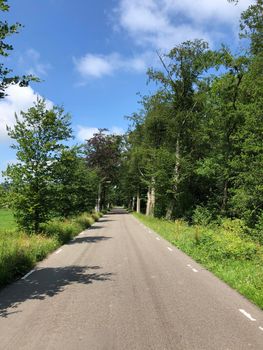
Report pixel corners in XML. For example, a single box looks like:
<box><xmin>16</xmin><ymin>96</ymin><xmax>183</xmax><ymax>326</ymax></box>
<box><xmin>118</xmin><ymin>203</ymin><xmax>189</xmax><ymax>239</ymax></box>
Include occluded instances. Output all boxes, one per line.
<box><xmin>0</xmin><ymin>211</ymin><xmax>102</xmax><ymax>287</ymax></box>
<box><xmin>0</xmin><ymin>208</ymin><xmax>17</xmax><ymax>231</ymax></box>
<box><xmin>134</xmin><ymin>213</ymin><xmax>263</xmax><ymax>310</ymax></box>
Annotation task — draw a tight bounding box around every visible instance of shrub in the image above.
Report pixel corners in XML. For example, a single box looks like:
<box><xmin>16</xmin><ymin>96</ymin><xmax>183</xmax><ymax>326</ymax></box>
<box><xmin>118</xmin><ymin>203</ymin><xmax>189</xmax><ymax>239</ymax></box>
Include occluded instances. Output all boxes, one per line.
<box><xmin>40</xmin><ymin>219</ymin><xmax>82</xmax><ymax>244</ymax></box>
<box><xmin>75</xmin><ymin>213</ymin><xmax>94</xmax><ymax>229</ymax></box>
<box><xmin>193</xmin><ymin>206</ymin><xmax>212</xmax><ymax>226</ymax></box>
<box><xmin>91</xmin><ymin>212</ymin><xmax>100</xmax><ymax>221</ymax></box>
<box><xmin>0</xmin><ymin>231</ymin><xmax>57</xmax><ymax>286</ymax></box>
<box><xmin>254</xmin><ymin>212</ymin><xmax>263</xmax><ymax>245</ymax></box>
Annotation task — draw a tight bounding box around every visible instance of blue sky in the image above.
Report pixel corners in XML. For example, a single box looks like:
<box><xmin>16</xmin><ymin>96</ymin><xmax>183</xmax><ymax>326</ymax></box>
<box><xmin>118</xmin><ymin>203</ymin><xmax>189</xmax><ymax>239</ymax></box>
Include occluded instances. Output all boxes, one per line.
<box><xmin>0</xmin><ymin>0</ymin><xmax>254</xmax><ymax>178</ymax></box>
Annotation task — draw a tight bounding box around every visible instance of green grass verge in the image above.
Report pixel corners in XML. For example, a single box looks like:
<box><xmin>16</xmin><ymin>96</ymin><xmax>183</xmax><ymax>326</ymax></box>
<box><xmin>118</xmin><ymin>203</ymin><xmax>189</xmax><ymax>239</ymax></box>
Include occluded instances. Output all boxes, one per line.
<box><xmin>0</xmin><ymin>209</ymin><xmax>17</xmax><ymax>231</ymax></box>
<box><xmin>133</xmin><ymin>213</ymin><xmax>263</xmax><ymax>310</ymax></box>
<box><xmin>0</xmin><ymin>211</ymin><xmax>102</xmax><ymax>287</ymax></box>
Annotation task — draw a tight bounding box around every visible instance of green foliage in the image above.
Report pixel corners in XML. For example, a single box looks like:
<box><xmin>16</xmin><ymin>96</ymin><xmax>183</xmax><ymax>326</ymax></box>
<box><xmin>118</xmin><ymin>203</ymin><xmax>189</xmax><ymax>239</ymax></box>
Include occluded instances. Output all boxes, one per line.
<box><xmin>85</xmin><ymin>129</ymin><xmax>123</xmax><ymax>211</ymax></box>
<box><xmin>53</xmin><ymin>147</ymin><xmax>98</xmax><ymax>217</ymax></box>
<box><xmin>254</xmin><ymin>212</ymin><xmax>263</xmax><ymax>245</ymax></box>
<box><xmin>40</xmin><ymin>219</ymin><xmax>82</xmax><ymax>244</ymax></box>
<box><xmin>5</xmin><ymin>99</ymin><xmax>72</xmax><ymax>233</ymax></box>
<box><xmin>0</xmin><ymin>0</ymin><xmax>38</xmax><ymax>99</ymax></box>
<box><xmin>134</xmin><ymin>213</ymin><xmax>263</xmax><ymax>309</ymax></box>
<box><xmin>91</xmin><ymin>212</ymin><xmax>101</xmax><ymax>221</ymax></box>
<box><xmin>192</xmin><ymin>206</ymin><xmax>212</xmax><ymax>226</ymax></box>
<box><xmin>119</xmin><ymin>1</ymin><xmax>263</xmax><ymax>241</ymax></box>
<box><xmin>0</xmin><ymin>208</ymin><xmax>16</xmax><ymax>230</ymax></box>
<box><xmin>0</xmin><ymin>211</ymin><xmax>101</xmax><ymax>286</ymax></box>
<box><xmin>0</xmin><ymin>230</ymin><xmax>58</xmax><ymax>286</ymax></box>
<box><xmin>74</xmin><ymin>213</ymin><xmax>95</xmax><ymax>229</ymax></box>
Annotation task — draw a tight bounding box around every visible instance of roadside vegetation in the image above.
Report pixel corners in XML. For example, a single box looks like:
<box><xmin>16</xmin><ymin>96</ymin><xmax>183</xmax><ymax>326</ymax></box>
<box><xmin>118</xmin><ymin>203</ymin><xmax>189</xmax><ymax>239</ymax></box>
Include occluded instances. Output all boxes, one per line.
<box><xmin>134</xmin><ymin>213</ymin><xmax>263</xmax><ymax>309</ymax></box>
<box><xmin>0</xmin><ymin>212</ymin><xmax>102</xmax><ymax>286</ymax></box>
<box><xmin>0</xmin><ymin>0</ymin><xmax>262</xmax><ymax>309</ymax></box>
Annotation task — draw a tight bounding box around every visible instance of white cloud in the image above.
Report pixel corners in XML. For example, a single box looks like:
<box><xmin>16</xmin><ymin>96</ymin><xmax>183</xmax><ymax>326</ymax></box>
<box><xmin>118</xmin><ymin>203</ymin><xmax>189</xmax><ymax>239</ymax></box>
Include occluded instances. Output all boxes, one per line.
<box><xmin>74</xmin><ymin>52</ymin><xmax>152</xmax><ymax>79</ymax></box>
<box><xmin>116</xmin><ymin>0</ymin><xmax>255</xmax><ymax>50</ymax></box>
<box><xmin>18</xmin><ymin>48</ymin><xmax>52</xmax><ymax>77</ymax></box>
<box><xmin>76</xmin><ymin>125</ymin><xmax>124</xmax><ymax>142</ymax></box>
<box><xmin>0</xmin><ymin>85</ymin><xmax>53</xmax><ymax>143</ymax></box>
<box><xmin>74</xmin><ymin>1</ymin><xmax>254</xmax><ymax>80</ymax></box>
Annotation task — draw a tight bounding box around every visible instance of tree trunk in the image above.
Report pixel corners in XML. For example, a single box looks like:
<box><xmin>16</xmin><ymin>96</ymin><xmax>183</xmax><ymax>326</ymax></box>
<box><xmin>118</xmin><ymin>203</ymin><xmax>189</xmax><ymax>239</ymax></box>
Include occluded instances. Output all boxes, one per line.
<box><xmin>221</xmin><ymin>180</ymin><xmax>228</xmax><ymax>213</ymax></box>
<box><xmin>166</xmin><ymin>138</ymin><xmax>180</xmax><ymax>219</ymax></box>
<box><xmin>165</xmin><ymin>202</ymin><xmax>174</xmax><ymax>220</ymax></box>
<box><xmin>136</xmin><ymin>191</ymin><xmax>141</xmax><ymax>213</ymax></box>
<box><xmin>131</xmin><ymin>196</ymin><xmax>135</xmax><ymax>211</ymax></box>
<box><xmin>96</xmin><ymin>182</ymin><xmax>102</xmax><ymax>212</ymax></box>
<box><xmin>146</xmin><ymin>179</ymin><xmax>155</xmax><ymax>216</ymax></box>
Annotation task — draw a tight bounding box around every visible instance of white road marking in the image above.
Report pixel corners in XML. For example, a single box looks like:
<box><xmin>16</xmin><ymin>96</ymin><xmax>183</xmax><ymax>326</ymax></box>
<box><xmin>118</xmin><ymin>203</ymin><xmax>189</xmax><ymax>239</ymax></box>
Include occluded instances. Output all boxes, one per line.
<box><xmin>187</xmin><ymin>264</ymin><xmax>198</xmax><ymax>273</ymax></box>
<box><xmin>55</xmin><ymin>248</ymin><xmax>63</xmax><ymax>254</ymax></box>
<box><xmin>239</xmin><ymin>309</ymin><xmax>256</xmax><ymax>321</ymax></box>
<box><xmin>167</xmin><ymin>247</ymin><xmax>173</xmax><ymax>252</ymax></box>
<box><xmin>22</xmin><ymin>269</ymin><xmax>35</xmax><ymax>280</ymax></box>
<box><xmin>156</xmin><ymin>237</ymin><xmax>160</xmax><ymax>241</ymax></box>
<box><xmin>259</xmin><ymin>326</ymin><xmax>263</xmax><ymax>331</ymax></box>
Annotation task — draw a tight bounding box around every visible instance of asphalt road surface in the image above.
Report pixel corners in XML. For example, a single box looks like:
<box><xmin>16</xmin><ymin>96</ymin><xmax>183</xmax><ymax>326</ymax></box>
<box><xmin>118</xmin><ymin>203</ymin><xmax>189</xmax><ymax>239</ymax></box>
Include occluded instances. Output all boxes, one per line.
<box><xmin>0</xmin><ymin>208</ymin><xmax>262</xmax><ymax>349</ymax></box>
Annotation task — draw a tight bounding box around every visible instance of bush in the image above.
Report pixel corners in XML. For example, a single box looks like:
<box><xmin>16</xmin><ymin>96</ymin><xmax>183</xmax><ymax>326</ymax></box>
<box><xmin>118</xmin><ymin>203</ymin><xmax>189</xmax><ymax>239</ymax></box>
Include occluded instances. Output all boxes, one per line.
<box><xmin>254</xmin><ymin>212</ymin><xmax>263</xmax><ymax>244</ymax></box>
<box><xmin>91</xmin><ymin>212</ymin><xmax>101</xmax><ymax>221</ymax></box>
<box><xmin>193</xmin><ymin>206</ymin><xmax>212</xmax><ymax>226</ymax></box>
<box><xmin>0</xmin><ymin>231</ymin><xmax>57</xmax><ymax>286</ymax></box>
<box><xmin>74</xmin><ymin>213</ymin><xmax>94</xmax><ymax>229</ymax></box>
<box><xmin>40</xmin><ymin>219</ymin><xmax>82</xmax><ymax>244</ymax></box>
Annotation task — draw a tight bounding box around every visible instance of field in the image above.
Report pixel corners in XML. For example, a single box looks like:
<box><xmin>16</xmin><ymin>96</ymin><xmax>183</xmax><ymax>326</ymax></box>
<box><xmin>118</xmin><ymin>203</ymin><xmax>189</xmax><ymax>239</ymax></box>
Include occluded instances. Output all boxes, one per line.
<box><xmin>134</xmin><ymin>213</ymin><xmax>263</xmax><ymax>310</ymax></box>
<box><xmin>0</xmin><ymin>209</ymin><xmax>16</xmax><ymax>231</ymax></box>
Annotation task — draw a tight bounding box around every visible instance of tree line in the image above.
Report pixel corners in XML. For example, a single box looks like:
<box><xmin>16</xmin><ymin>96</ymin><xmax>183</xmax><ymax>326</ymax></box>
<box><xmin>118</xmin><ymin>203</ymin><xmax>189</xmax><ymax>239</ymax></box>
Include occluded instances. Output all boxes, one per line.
<box><xmin>117</xmin><ymin>0</ymin><xmax>263</xmax><ymax>243</ymax></box>
<box><xmin>0</xmin><ymin>0</ymin><xmax>262</xmax><ymax>244</ymax></box>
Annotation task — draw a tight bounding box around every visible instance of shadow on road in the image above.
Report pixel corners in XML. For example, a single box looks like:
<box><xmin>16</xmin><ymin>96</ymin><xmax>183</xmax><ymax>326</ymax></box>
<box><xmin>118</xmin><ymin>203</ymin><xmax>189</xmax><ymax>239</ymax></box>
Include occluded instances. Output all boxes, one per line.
<box><xmin>0</xmin><ymin>265</ymin><xmax>113</xmax><ymax>318</ymax></box>
<box><xmin>108</xmin><ymin>208</ymin><xmax>128</xmax><ymax>215</ymax></box>
<box><xmin>98</xmin><ymin>218</ymin><xmax>113</xmax><ymax>223</ymax></box>
<box><xmin>70</xmin><ymin>236</ymin><xmax>112</xmax><ymax>244</ymax></box>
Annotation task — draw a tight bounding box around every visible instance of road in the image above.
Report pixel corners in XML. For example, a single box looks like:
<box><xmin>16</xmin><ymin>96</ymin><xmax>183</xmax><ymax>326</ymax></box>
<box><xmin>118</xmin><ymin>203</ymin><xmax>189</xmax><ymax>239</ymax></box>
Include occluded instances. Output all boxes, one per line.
<box><xmin>0</xmin><ymin>208</ymin><xmax>262</xmax><ymax>349</ymax></box>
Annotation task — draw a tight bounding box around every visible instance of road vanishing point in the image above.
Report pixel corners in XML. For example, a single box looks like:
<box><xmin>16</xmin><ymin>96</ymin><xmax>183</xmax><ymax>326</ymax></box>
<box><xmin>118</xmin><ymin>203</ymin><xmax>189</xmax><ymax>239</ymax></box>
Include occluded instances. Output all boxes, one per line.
<box><xmin>0</xmin><ymin>208</ymin><xmax>262</xmax><ymax>349</ymax></box>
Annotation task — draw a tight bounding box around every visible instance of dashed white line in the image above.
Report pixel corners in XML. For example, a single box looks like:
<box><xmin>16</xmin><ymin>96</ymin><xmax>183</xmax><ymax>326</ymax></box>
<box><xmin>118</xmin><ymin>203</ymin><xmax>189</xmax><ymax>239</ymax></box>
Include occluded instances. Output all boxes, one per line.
<box><xmin>187</xmin><ymin>264</ymin><xmax>198</xmax><ymax>273</ymax></box>
<box><xmin>21</xmin><ymin>269</ymin><xmax>35</xmax><ymax>280</ymax></box>
<box><xmin>239</xmin><ymin>309</ymin><xmax>256</xmax><ymax>322</ymax></box>
<box><xmin>55</xmin><ymin>248</ymin><xmax>63</xmax><ymax>254</ymax></box>
<box><xmin>167</xmin><ymin>247</ymin><xmax>173</xmax><ymax>252</ymax></box>
<box><xmin>156</xmin><ymin>237</ymin><xmax>160</xmax><ymax>241</ymax></box>
<box><xmin>259</xmin><ymin>326</ymin><xmax>263</xmax><ymax>331</ymax></box>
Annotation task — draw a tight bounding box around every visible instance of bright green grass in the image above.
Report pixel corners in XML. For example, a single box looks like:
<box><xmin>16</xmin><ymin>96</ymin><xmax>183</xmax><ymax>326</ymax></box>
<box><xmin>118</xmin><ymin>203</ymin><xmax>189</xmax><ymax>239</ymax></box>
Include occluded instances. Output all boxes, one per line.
<box><xmin>0</xmin><ymin>209</ymin><xmax>17</xmax><ymax>231</ymax></box>
<box><xmin>134</xmin><ymin>213</ymin><xmax>263</xmax><ymax>310</ymax></box>
<box><xmin>0</xmin><ymin>212</ymin><xmax>100</xmax><ymax>287</ymax></box>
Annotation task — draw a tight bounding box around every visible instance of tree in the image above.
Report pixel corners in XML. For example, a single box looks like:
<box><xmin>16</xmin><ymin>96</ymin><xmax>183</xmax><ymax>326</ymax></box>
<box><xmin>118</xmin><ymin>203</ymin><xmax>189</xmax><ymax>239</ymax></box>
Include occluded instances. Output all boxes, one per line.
<box><xmin>147</xmin><ymin>40</ymin><xmax>217</xmax><ymax>218</ymax></box>
<box><xmin>53</xmin><ymin>146</ymin><xmax>99</xmax><ymax>217</ymax></box>
<box><xmin>85</xmin><ymin>129</ymin><xmax>123</xmax><ymax>211</ymax></box>
<box><xmin>5</xmin><ymin>99</ymin><xmax>72</xmax><ymax>232</ymax></box>
<box><xmin>0</xmin><ymin>0</ymin><xmax>37</xmax><ymax>99</ymax></box>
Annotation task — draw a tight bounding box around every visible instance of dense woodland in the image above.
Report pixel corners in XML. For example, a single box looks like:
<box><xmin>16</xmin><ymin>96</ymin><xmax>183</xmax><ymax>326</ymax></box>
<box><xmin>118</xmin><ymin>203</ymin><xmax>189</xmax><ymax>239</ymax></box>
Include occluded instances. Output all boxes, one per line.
<box><xmin>116</xmin><ymin>0</ymin><xmax>263</xmax><ymax>244</ymax></box>
<box><xmin>0</xmin><ymin>0</ymin><xmax>262</xmax><ymax>246</ymax></box>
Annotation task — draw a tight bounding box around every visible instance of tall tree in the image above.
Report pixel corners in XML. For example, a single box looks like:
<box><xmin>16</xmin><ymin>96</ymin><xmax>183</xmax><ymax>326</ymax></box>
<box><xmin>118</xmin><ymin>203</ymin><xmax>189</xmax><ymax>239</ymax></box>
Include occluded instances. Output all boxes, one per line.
<box><xmin>147</xmin><ymin>40</ymin><xmax>217</xmax><ymax>218</ymax></box>
<box><xmin>85</xmin><ymin>129</ymin><xmax>123</xmax><ymax>211</ymax></box>
<box><xmin>5</xmin><ymin>99</ymin><xmax>72</xmax><ymax>232</ymax></box>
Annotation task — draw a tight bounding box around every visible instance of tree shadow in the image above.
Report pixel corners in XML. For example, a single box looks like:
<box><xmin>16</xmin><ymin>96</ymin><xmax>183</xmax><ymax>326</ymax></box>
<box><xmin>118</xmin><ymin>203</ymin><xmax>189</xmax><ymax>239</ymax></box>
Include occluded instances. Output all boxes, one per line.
<box><xmin>70</xmin><ymin>236</ymin><xmax>112</xmax><ymax>244</ymax></box>
<box><xmin>98</xmin><ymin>219</ymin><xmax>114</xmax><ymax>223</ymax></box>
<box><xmin>108</xmin><ymin>208</ymin><xmax>128</xmax><ymax>215</ymax></box>
<box><xmin>0</xmin><ymin>265</ymin><xmax>113</xmax><ymax>318</ymax></box>
<box><xmin>87</xmin><ymin>225</ymin><xmax>104</xmax><ymax>230</ymax></box>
